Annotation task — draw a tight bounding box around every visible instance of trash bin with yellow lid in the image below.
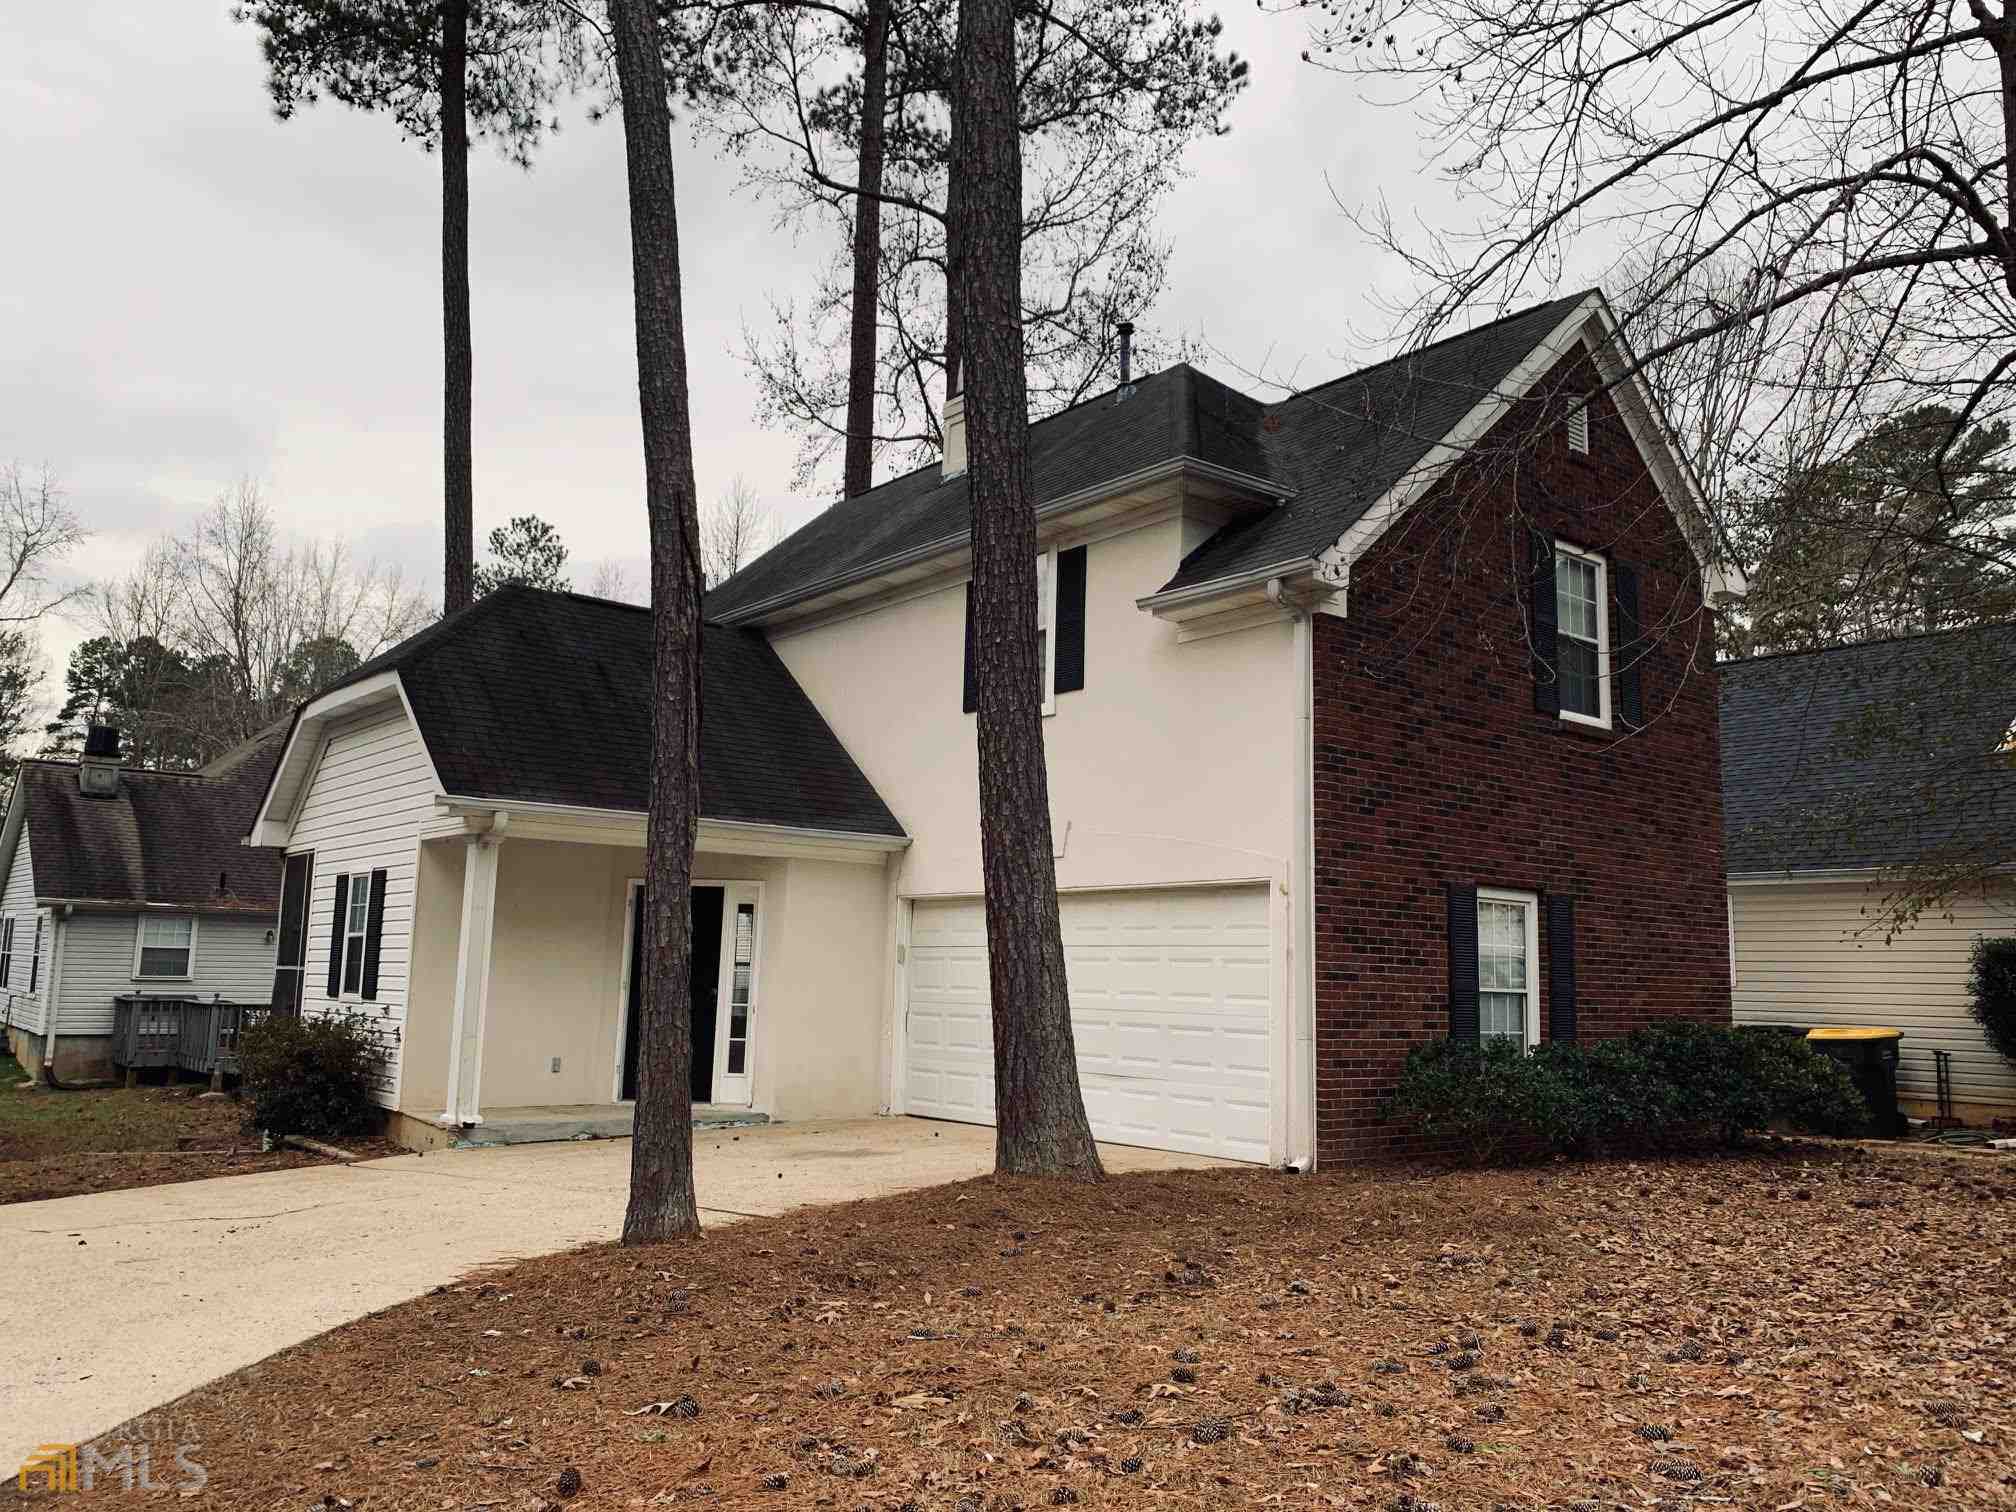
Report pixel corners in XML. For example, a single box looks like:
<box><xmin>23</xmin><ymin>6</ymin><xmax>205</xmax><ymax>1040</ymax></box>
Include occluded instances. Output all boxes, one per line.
<box><xmin>1806</xmin><ymin>1026</ymin><xmax>1904</xmax><ymax>1135</ymax></box>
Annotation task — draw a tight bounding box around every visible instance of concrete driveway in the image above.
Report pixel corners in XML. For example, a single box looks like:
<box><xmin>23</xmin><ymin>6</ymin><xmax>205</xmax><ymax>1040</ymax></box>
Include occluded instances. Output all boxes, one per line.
<box><xmin>0</xmin><ymin>1117</ymin><xmax>1219</xmax><ymax>1477</ymax></box>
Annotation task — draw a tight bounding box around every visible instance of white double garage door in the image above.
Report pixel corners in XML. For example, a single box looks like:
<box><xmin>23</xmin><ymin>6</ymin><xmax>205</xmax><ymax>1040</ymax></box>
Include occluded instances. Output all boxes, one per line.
<box><xmin>903</xmin><ymin>885</ymin><xmax>1273</xmax><ymax>1163</ymax></box>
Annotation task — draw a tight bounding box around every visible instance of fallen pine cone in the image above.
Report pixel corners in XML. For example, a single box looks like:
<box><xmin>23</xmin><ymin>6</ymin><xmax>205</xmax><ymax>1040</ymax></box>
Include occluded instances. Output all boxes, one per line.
<box><xmin>555</xmin><ymin>1467</ymin><xmax>582</xmax><ymax>1499</ymax></box>
<box><xmin>759</xmin><ymin>1473</ymin><xmax>788</xmax><ymax>1491</ymax></box>
<box><xmin>1633</xmin><ymin>1425</ymin><xmax>1672</xmax><ymax>1443</ymax></box>
<box><xmin>1190</xmin><ymin>1419</ymin><xmax>1230</xmax><ymax>1446</ymax></box>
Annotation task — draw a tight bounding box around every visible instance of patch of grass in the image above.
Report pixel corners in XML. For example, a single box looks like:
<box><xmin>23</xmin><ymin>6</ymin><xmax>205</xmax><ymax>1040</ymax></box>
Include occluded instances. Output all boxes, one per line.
<box><xmin>0</xmin><ymin>1074</ymin><xmax>246</xmax><ymax>1162</ymax></box>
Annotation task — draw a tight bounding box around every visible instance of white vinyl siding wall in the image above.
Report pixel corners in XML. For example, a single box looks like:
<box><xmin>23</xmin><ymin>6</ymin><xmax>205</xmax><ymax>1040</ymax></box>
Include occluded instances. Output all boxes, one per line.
<box><xmin>289</xmin><ymin>706</ymin><xmax>437</xmax><ymax>1102</ymax></box>
<box><xmin>0</xmin><ymin>827</ymin><xmax>42</xmax><ymax>1033</ymax></box>
<box><xmin>1731</xmin><ymin>880</ymin><xmax>2016</xmax><ymax>1112</ymax></box>
<box><xmin>51</xmin><ymin>912</ymin><xmax>276</xmax><ymax>1035</ymax></box>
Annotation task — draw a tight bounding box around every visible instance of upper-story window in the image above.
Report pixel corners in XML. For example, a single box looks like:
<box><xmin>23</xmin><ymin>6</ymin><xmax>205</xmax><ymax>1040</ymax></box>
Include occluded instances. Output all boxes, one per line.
<box><xmin>961</xmin><ymin>544</ymin><xmax>1085</xmax><ymax>717</ymax></box>
<box><xmin>1554</xmin><ymin>543</ymin><xmax>1609</xmax><ymax>727</ymax></box>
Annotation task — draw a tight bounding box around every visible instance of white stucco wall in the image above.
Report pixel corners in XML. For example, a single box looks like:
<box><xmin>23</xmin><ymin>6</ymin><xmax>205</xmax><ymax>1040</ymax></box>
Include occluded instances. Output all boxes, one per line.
<box><xmin>400</xmin><ymin>839</ymin><xmax>892</xmax><ymax>1123</ymax></box>
<box><xmin>768</xmin><ymin>514</ymin><xmax>1300</xmax><ymax>901</ymax></box>
<box><xmin>1731</xmin><ymin>879</ymin><xmax>2016</xmax><ymax>1114</ymax></box>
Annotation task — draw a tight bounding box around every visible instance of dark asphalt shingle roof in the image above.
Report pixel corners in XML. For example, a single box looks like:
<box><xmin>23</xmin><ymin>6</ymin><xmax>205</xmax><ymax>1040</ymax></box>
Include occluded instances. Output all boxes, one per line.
<box><xmin>17</xmin><ymin>726</ymin><xmax>287</xmax><ymax>913</ymax></box>
<box><xmin>705</xmin><ymin>292</ymin><xmax>1592</xmax><ymax>619</ymax></box>
<box><xmin>332</xmin><ymin>587</ymin><xmax>904</xmax><ymax>837</ymax></box>
<box><xmin>1719</xmin><ymin>624</ymin><xmax>2016</xmax><ymax>873</ymax></box>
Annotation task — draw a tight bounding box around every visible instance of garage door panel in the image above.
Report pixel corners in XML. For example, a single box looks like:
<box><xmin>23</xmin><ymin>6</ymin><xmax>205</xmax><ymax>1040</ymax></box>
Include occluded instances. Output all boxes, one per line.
<box><xmin>905</xmin><ymin>886</ymin><xmax>1273</xmax><ymax>1162</ymax></box>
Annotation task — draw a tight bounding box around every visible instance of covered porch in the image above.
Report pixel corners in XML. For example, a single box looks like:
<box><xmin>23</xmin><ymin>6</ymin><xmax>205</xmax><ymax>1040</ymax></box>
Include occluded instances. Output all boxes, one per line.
<box><xmin>390</xmin><ymin>801</ymin><xmax>905</xmax><ymax>1151</ymax></box>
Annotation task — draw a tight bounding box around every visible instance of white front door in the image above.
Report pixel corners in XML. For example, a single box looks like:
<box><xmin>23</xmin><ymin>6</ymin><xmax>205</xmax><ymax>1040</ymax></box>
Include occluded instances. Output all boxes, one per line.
<box><xmin>902</xmin><ymin>885</ymin><xmax>1274</xmax><ymax>1162</ymax></box>
<box><xmin>709</xmin><ymin>885</ymin><xmax>760</xmax><ymax>1105</ymax></box>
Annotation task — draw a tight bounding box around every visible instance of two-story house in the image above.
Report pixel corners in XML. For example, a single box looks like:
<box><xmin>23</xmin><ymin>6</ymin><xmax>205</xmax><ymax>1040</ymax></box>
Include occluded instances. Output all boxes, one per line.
<box><xmin>246</xmin><ymin>289</ymin><xmax>1732</xmax><ymax>1163</ymax></box>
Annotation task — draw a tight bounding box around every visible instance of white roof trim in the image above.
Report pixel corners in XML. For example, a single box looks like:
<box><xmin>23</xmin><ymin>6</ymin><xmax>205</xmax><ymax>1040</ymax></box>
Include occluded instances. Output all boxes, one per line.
<box><xmin>714</xmin><ymin>456</ymin><xmax>1289</xmax><ymax>627</ymax></box>
<box><xmin>248</xmin><ymin>670</ymin><xmax>441</xmax><ymax>848</ymax></box>
<box><xmin>434</xmin><ymin>794</ymin><xmax>911</xmax><ymax>855</ymax></box>
<box><xmin>1313</xmin><ymin>292</ymin><xmax>1723</xmax><ymax>590</ymax></box>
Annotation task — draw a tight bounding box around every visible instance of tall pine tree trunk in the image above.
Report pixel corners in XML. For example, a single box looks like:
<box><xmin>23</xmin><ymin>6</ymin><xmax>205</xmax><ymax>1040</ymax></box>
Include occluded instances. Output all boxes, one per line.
<box><xmin>441</xmin><ymin>0</ymin><xmax>475</xmax><ymax>615</ymax></box>
<box><xmin>951</xmin><ymin>0</ymin><xmax>1103</xmax><ymax>1181</ymax></box>
<box><xmin>843</xmin><ymin>0</ymin><xmax>893</xmax><ymax>499</ymax></box>
<box><xmin>610</xmin><ymin>0</ymin><xmax>705</xmax><ymax>1245</ymax></box>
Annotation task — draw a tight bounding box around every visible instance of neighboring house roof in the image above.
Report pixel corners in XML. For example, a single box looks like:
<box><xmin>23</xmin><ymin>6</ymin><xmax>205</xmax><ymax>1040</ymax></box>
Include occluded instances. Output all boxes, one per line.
<box><xmin>10</xmin><ymin>726</ymin><xmax>287</xmax><ymax>913</ymax></box>
<box><xmin>1720</xmin><ymin>623</ymin><xmax>2016</xmax><ymax>874</ymax></box>
<box><xmin>704</xmin><ymin>292</ymin><xmax>1592</xmax><ymax>621</ymax></box>
<box><xmin>323</xmin><ymin>586</ymin><xmax>905</xmax><ymax>838</ymax></box>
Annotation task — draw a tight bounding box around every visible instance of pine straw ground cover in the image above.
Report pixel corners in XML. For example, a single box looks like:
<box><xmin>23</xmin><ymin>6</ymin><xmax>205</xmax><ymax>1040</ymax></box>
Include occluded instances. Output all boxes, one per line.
<box><xmin>45</xmin><ymin>1141</ymin><xmax>2016</xmax><ymax>1511</ymax></box>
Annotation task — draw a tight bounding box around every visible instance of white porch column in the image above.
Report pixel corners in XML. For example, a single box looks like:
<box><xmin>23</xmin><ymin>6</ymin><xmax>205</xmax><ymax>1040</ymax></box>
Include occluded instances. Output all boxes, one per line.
<box><xmin>439</xmin><ymin>823</ymin><xmax>505</xmax><ymax>1126</ymax></box>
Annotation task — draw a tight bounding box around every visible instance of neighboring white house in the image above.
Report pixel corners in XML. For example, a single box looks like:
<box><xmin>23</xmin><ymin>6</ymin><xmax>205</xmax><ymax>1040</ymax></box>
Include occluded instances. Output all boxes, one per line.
<box><xmin>0</xmin><ymin>726</ymin><xmax>286</xmax><ymax>1082</ymax></box>
<box><xmin>248</xmin><ymin>289</ymin><xmax>1729</xmax><ymax>1164</ymax></box>
<box><xmin>1722</xmin><ymin>624</ymin><xmax>2016</xmax><ymax>1123</ymax></box>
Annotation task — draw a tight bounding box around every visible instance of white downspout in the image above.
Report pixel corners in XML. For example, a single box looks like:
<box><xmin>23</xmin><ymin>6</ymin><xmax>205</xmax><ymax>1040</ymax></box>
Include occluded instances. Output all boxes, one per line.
<box><xmin>1267</xmin><ymin>578</ymin><xmax>1319</xmax><ymax>1173</ymax></box>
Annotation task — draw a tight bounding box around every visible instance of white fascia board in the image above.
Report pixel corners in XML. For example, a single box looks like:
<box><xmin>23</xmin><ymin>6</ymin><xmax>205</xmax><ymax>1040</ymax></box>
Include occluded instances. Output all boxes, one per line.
<box><xmin>1135</xmin><ymin>557</ymin><xmax>1329</xmax><ymax>621</ymax></box>
<box><xmin>1727</xmin><ymin>867</ymin><xmax>1884</xmax><ymax>886</ymax></box>
<box><xmin>435</xmin><ymin>795</ymin><xmax>912</xmax><ymax>861</ymax></box>
<box><xmin>0</xmin><ymin>778</ymin><xmax>27</xmax><ymax>898</ymax></box>
<box><xmin>248</xmin><ymin>670</ymin><xmax>412</xmax><ymax>847</ymax></box>
<box><xmin>1312</xmin><ymin>293</ymin><xmax>1724</xmax><ymax>593</ymax></box>
<box><xmin>716</xmin><ymin>457</ymin><xmax>1289</xmax><ymax>628</ymax></box>
<box><xmin>1317</xmin><ymin>294</ymin><xmax>1606</xmax><ymax>582</ymax></box>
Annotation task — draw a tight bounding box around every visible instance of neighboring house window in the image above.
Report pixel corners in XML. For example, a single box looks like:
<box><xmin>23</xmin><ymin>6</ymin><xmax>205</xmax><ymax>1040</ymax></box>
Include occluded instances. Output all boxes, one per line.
<box><xmin>135</xmin><ymin>916</ymin><xmax>197</xmax><ymax>979</ymax></box>
<box><xmin>1477</xmin><ymin>889</ymin><xmax>1539</xmax><ymax>1047</ymax></box>
<box><xmin>0</xmin><ymin>917</ymin><xmax>14</xmax><ymax>987</ymax></box>
<box><xmin>1566</xmin><ymin>400</ymin><xmax>1590</xmax><ymax>454</ymax></box>
<box><xmin>1554</xmin><ymin>543</ymin><xmax>1609</xmax><ymax>726</ymax></box>
<box><xmin>341</xmin><ymin>872</ymin><xmax>371</xmax><ymax>994</ymax></box>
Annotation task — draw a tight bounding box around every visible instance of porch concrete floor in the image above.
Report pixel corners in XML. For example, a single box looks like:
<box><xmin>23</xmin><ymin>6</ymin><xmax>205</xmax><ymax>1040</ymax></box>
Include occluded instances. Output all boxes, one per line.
<box><xmin>454</xmin><ymin>1103</ymin><xmax>768</xmax><ymax>1145</ymax></box>
<box><xmin>0</xmin><ymin>1117</ymin><xmax>1227</xmax><ymax>1478</ymax></box>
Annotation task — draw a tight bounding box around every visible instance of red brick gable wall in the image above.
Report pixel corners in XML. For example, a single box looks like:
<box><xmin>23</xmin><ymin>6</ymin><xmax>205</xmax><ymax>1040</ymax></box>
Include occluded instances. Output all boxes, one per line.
<box><xmin>1311</xmin><ymin>347</ymin><xmax>1730</xmax><ymax>1164</ymax></box>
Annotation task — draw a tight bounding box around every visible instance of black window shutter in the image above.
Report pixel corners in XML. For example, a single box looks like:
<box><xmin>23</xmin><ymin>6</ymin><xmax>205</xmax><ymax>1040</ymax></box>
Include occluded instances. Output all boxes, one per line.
<box><xmin>1446</xmin><ymin>882</ymin><xmax>1480</xmax><ymax>1042</ymax></box>
<box><xmin>28</xmin><ymin>917</ymin><xmax>41</xmax><ymax>993</ymax></box>
<box><xmin>1054</xmin><ymin>545</ymin><xmax>1087</xmax><ymax>695</ymax></box>
<box><xmin>961</xmin><ymin>582</ymin><xmax>977</xmax><ymax>714</ymax></box>
<box><xmin>1612</xmin><ymin>561</ymin><xmax>1644</xmax><ymax>727</ymax></box>
<box><xmin>361</xmin><ymin>869</ymin><xmax>388</xmax><ymax>1001</ymax></box>
<box><xmin>1529</xmin><ymin>528</ymin><xmax>1559</xmax><ymax>715</ymax></box>
<box><xmin>1546</xmin><ymin>894</ymin><xmax>1577</xmax><ymax>1042</ymax></box>
<box><xmin>326</xmin><ymin>872</ymin><xmax>349</xmax><ymax>998</ymax></box>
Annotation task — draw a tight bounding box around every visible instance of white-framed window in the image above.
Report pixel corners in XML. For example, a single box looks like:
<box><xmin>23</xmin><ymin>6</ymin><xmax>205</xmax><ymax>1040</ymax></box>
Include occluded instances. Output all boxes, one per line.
<box><xmin>1477</xmin><ymin>888</ymin><xmax>1540</xmax><ymax>1047</ymax></box>
<box><xmin>134</xmin><ymin>915</ymin><xmax>197</xmax><ymax>980</ymax></box>
<box><xmin>340</xmin><ymin>872</ymin><xmax>371</xmax><ymax>995</ymax></box>
<box><xmin>1035</xmin><ymin>546</ymin><xmax>1058</xmax><ymax>716</ymax></box>
<box><xmin>1566</xmin><ymin>400</ymin><xmax>1590</xmax><ymax>454</ymax></box>
<box><xmin>0</xmin><ymin>916</ymin><xmax>15</xmax><ymax>988</ymax></box>
<box><xmin>1554</xmin><ymin>542</ymin><xmax>1610</xmax><ymax>727</ymax></box>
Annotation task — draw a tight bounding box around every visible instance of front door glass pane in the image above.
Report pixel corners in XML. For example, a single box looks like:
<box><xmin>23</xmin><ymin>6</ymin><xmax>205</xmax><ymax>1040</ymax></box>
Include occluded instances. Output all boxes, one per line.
<box><xmin>726</xmin><ymin>902</ymin><xmax>755</xmax><ymax>1075</ymax></box>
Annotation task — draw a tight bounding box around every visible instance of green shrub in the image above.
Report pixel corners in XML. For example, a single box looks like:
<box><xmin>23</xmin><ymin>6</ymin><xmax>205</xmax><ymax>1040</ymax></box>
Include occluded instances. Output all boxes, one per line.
<box><xmin>1968</xmin><ymin>937</ymin><xmax>2016</xmax><ymax>1066</ymax></box>
<box><xmin>239</xmin><ymin>1011</ymin><xmax>386</xmax><ymax>1140</ymax></box>
<box><xmin>1387</xmin><ymin>1023</ymin><xmax>1868</xmax><ymax>1161</ymax></box>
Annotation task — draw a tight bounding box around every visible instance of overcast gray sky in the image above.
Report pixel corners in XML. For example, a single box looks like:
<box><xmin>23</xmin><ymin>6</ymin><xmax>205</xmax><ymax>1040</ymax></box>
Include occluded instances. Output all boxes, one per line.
<box><xmin>3</xmin><ymin>0</ymin><xmax>1492</xmax><ymax>700</ymax></box>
